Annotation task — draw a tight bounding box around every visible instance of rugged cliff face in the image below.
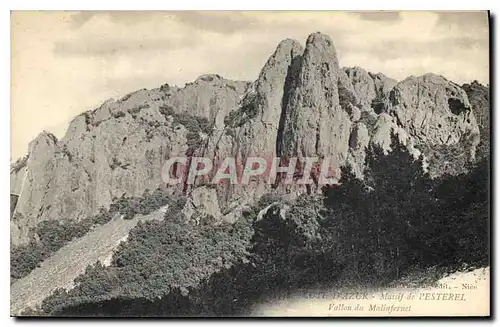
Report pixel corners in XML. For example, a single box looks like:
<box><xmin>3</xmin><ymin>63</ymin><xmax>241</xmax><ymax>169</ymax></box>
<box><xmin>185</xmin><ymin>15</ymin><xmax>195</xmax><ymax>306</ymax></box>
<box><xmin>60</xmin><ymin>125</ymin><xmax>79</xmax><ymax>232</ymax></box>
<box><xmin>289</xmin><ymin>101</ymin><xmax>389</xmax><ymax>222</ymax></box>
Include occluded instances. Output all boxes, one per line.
<box><xmin>237</xmin><ymin>39</ymin><xmax>304</xmax><ymax>158</ymax></box>
<box><xmin>279</xmin><ymin>32</ymin><xmax>354</xmax><ymax>172</ymax></box>
<box><xmin>10</xmin><ymin>78</ymin><xmax>248</xmax><ymax>245</ymax></box>
<box><xmin>11</xmin><ymin>32</ymin><xmax>482</xmax><ymax>246</ymax></box>
<box><xmin>462</xmin><ymin>80</ymin><xmax>490</xmax><ymax>162</ymax></box>
<box><xmin>386</xmin><ymin>74</ymin><xmax>479</xmax><ymax>147</ymax></box>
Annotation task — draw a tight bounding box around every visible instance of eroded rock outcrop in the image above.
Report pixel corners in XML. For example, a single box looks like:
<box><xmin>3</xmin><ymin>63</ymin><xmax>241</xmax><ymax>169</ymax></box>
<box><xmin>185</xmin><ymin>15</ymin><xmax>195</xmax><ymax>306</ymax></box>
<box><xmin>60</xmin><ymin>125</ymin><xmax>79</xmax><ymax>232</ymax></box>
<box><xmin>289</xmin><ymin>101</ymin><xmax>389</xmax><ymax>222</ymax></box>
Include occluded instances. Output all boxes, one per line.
<box><xmin>279</xmin><ymin>32</ymin><xmax>353</xmax><ymax>172</ymax></box>
<box><xmin>343</xmin><ymin>67</ymin><xmax>377</xmax><ymax>107</ymax></box>
<box><xmin>462</xmin><ymin>80</ymin><xmax>490</xmax><ymax>162</ymax></box>
<box><xmin>11</xmin><ymin>77</ymin><xmax>248</xmax><ymax>245</ymax></box>
<box><xmin>10</xmin><ymin>156</ymin><xmax>28</xmax><ymax>197</ymax></box>
<box><xmin>370</xmin><ymin>72</ymin><xmax>397</xmax><ymax>101</ymax></box>
<box><xmin>237</xmin><ymin>39</ymin><xmax>304</xmax><ymax>158</ymax></box>
<box><xmin>11</xmin><ymin>32</ymin><xmax>483</xmax><ymax>246</ymax></box>
<box><xmin>386</xmin><ymin>73</ymin><xmax>479</xmax><ymax>148</ymax></box>
<box><xmin>343</xmin><ymin>67</ymin><xmax>398</xmax><ymax>116</ymax></box>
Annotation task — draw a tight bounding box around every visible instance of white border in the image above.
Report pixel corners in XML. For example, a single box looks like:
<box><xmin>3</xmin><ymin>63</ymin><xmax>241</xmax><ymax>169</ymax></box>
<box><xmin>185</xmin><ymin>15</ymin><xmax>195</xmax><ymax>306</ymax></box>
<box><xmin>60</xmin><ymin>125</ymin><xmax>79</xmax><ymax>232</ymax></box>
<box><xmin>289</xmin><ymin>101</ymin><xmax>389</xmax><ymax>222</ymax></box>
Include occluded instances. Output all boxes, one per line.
<box><xmin>2</xmin><ymin>1</ymin><xmax>497</xmax><ymax>326</ymax></box>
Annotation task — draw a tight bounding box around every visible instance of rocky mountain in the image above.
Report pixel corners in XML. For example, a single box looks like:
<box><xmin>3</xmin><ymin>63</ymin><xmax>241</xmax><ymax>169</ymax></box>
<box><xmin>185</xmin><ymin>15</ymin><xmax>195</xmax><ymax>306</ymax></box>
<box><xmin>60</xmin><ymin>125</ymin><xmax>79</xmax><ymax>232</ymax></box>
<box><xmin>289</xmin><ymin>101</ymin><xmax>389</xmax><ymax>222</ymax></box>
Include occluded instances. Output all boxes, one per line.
<box><xmin>10</xmin><ymin>32</ymin><xmax>483</xmax><ymax>246</ymax></box>
<box><xmin>462</xmin><ymin>80</ymin><xmax>490</xmax><ymax>161</ymax></box>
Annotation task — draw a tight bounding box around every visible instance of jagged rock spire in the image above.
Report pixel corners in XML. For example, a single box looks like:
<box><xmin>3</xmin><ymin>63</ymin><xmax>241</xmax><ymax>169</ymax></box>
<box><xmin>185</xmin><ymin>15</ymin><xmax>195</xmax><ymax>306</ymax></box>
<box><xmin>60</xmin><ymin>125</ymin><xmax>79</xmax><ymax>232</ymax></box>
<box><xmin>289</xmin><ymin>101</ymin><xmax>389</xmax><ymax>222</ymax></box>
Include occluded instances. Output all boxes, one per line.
<box><xmin>279</xmin><ymin>32</ymin><xmax>354</xmax><ymax>170</ymax></box>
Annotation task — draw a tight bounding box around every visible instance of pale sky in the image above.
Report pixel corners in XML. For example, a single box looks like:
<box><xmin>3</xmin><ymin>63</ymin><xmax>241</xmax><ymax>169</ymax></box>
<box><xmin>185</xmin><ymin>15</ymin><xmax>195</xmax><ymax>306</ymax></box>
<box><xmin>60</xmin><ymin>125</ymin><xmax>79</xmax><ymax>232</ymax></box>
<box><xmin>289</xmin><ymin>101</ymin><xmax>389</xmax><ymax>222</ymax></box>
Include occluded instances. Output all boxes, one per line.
<box><xmin>11</xmin><ymin>11</ymin><xmax>489</xmax><ymax>160</ymax></box>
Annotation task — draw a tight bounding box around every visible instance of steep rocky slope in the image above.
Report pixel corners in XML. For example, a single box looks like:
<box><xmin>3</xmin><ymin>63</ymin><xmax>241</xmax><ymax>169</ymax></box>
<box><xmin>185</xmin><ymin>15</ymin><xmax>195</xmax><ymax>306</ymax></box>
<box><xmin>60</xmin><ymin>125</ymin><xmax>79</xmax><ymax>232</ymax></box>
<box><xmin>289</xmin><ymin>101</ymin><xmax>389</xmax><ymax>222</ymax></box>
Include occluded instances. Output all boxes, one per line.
<box><xmin>10</xmin><ymin>77</ymin><xmax>248</xmax><ymax>245</ymax></box>
<box><xmin>10</xmin><ymin>206</ymin><xmax>168</xmax><ymax>314</ymax></box>
<box><xmin>11</xmin><ymin>32</ymin><xmax>482</xmax><ymax>246</ymax></box>
<box><xmin>462</xmin><ymin>80</ymin><xmax>490</xmax><ymax>161</ymax></box>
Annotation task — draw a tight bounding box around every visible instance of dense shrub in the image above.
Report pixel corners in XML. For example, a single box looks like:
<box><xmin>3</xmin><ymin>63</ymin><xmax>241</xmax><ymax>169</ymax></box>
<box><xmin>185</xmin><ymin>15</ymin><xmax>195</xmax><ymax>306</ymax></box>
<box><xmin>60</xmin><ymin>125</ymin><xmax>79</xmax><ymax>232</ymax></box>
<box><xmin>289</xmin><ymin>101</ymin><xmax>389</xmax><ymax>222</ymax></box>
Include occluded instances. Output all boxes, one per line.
<box><xmin>11</xmin><ymin>219</ymin><xmax>95</xmax><ymax>282</ymax></box>
<box><xmin>371</xmin><ymin>97</ymin><xmax>385</xmax><ymax>114</ymax></box>
<box><xmin>38</xmin><ymin>135</ymin><xmax>489</xmax><ymax>316</ymax></box>
<box><xmin>159</xmin><ymin>105</ymin><xmax>175</xmax><ymax>117</ymax></box>
<box><xmin>422</xmin><ymin>141</ymin><xmax>473</xmax><ymax>177</ymax></box>
<box><xmin>128</xmin><ymin>104</ymin><xmax>149</xmax><ymax>117</ymax></box>
<box><xmin>110</xmin><ymin>188</ymin><xmax>172</xmax><ymax>220</ymax></box>
<box><xmin>112</xmin><ymin>111</ymin><xmax>126</xmax><ymax>119</ymax></box>
<box><xmin>158</xmin><ymin>106</ymin><xmax>212</xmax><ymax>154</ymax></box>
<box><xmin>41</xmin><ymin>200</ymin><xmax>253</xmax><ymax>315</ymax></box>
<box><xmin>359</xmin><ymin>110</ymin><xmax>378</xmax><ymax>133</ymax></box>
<box><xmin>11</xmin><ymin>188</ymin><xmax>173</xmax><ymax>282</ymax></box>
<box><xmin>321</xmin><ymin>137</ymin><xmax>488</xmax><ymax>282</ymax></box>
<box><xmin>91</xmin><ymin>208</ymin><xmax>114</xmax><ymax>226</ymax></box>
<box><xmin>11</xmin><ymin>242</ymin><xmax>46</xmax><ymax>281</ymax></box>
<box><xmin>36</xmin><ymin>220</ymin><xmax>92</xmax><ymax>253</ymax></box>
<box><xmin>172</xmin><ymin>113</ymin><xmax>211</xmax><ymax>135</ymax></box>
<box><xmin>224</xmin><ymin>94</ymin><xmax>260</xmax><ymax>128</ymax></box>
<box><xmin>160</xmin><ymin>83</ymin><xmax>170</xmax><ymax>92</ymax></box>
<box><xmin>338</xmin><ymin>83</ymin><xmax>360</xmax><ymax>109</ymax></box>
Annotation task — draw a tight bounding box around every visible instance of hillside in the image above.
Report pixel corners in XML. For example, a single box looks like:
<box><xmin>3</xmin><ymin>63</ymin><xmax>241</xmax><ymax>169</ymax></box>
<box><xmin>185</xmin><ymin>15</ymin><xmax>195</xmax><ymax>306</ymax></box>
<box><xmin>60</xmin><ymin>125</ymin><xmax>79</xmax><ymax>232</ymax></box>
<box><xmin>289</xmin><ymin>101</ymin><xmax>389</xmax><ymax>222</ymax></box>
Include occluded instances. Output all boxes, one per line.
<box><xmin>10</xmin><ymin>32</ymin><xmax>482</xmax><ymax>245</ymax></box>
<box><xmin>10</xmin><ymin>206</ymin><xmax>168</xmax><ymax>314</ymax></box>
<box><xmin>10</xmin><ymin>31</ymin><xmax>490</xmax><ymax>317</ymax></box>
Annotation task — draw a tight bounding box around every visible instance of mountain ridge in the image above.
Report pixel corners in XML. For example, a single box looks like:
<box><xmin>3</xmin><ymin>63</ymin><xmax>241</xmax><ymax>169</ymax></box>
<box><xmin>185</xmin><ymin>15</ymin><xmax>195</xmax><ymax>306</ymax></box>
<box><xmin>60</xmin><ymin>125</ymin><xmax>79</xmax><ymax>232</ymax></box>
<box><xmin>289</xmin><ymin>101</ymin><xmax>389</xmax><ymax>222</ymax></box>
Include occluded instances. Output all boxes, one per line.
<box><xmin>10</xmin><ymin>32</ymin><xmax>483</xmax><ymax>247</ymax></box>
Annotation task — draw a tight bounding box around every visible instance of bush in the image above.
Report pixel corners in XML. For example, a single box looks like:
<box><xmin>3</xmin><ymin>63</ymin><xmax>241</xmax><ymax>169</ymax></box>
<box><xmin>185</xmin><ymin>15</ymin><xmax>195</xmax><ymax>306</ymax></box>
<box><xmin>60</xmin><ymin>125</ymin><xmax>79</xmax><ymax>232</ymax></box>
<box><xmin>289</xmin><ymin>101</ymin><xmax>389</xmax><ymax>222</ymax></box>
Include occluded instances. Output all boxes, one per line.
<box><xmin>128</xmin><ymin>104</ymin><xmax>149</xmax><ymax>116</ymax></box>
<box><xmin>92</xmin><ymin>208</ymin><xmax>114</xmax><ymax>225</ymax></box>
<box><xmin>40</xmin><ymin>198</ymin><xmax>253</xmax><ymax>315</ymax></box>
<box><xmin>186</xmin><ymin>132</ymin><xmax>203</xmax><ymax>155</ymax></box>
<box><xmin>12</xmin><ymin>205</ymin><xmax>116</xmax><ymax>281</ymax></box>
<box><xmin>158</xmin><ymin>106</ymin><xmax>212</xmax><ymax>154</ymax></box>
<box><xmin>224</xmin><ymin>94</ymin><xmax>260</xmax><ymax>128</ymax></box>
<box><xmin>462</xmin><ymin>81</ymin><xmax>489</xmax><ymax>162</ymax></box>
<box><xmin>359</xmin><ymin>111</ymin><xmax>378</xmax><ymax>133</ymax></box>
<box><xmin>173</xmin><ymin>113</ymin><xmax>211</xmax><ymax>134</ymax></box>
<box><xmin>159</xmin><ymin>105</ymin><xmax>175</xmax><ymax>117</ymax></box>
<box><xmin>11</xmin><ymin>188</ymin><xmax>179</xmax><ymax>283</ymax></box>
<box><xmin>36</xmin><ymin>220</ymin><xmax>92</xmax><ymax>253</ymax></box>
<box><xmin>160</xmin><ymin>83</ymin><xmax>170</xmax><ymax>92</ymax></box>
<box><xmin>11</xmin><ymin>242</ymin><xmax>46</xmax><ymax>281</ymax></box>
<box><xmin>11</xmin><ymin>216</ymin><xmax>97</xmax><ymax>281</ymax></box>
<box><xmin>112</xmin><ymin>111</ymin><xmax>126</xmax><ymax>119</ymax></box>
<box><xmin>371</xmin><ymin>97</ymin><xmax>385</xmax><ymax>114</ymax></box>
<box><xmin>37</xmin><ymin>137</ymin><xmax>489</xmax><ymax>316</ymax></box>
<box><xmin>109</xmin><ymin>188</ymin><xmax>172</xmax><ymax>220</ymax></box>
<box><xmin>338</xmin><ymin>83</ymin><xmax>359</xmax><ymax>109</ymax></box>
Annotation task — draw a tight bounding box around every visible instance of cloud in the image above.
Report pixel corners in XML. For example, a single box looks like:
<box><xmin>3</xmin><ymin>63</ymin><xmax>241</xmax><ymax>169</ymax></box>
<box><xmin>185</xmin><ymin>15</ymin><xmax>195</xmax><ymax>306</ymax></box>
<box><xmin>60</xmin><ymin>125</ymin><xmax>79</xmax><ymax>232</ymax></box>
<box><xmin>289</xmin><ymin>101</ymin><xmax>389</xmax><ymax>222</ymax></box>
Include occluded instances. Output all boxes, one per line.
<box><xmin>356</xmin><ymin>11</ymin><xmax>402</xmax><ymax>22</ymax></box>
<box><xmin>69</xmin><ymin>10</ymin><xmax>257</xmax><ymax>35</ymax></box>
<box><xmin>345</xmin><ymin>36</ymin><xmax>488</xmax><ymax>61</ymax></box>
<box><xmin>68</xmin><ymin>11</ymin><xmax>96</xmax><ymax>28</ymax></box>
<box><xmin>68</xmin><ymin>11</ymin><xmax>172</xmax><ymax>28</ymax></box>
<box><xmin>53</xmin><ymin>36</ymin><xmax>197</xmax><ymax>57</ymax></box>
<box><xmin>55</xmin><ymin>12</ymin><xmax>202</xmax><ymax>58</ymax></box>
<box><xmin>436</xmin><ymin>11</ymin><xmax>489</xmax><ymax>28</ymax></box>
<box><xmin>169</xmin><ymin>11</ymin><xmax>256</xmax><ymax>35</ymax></box>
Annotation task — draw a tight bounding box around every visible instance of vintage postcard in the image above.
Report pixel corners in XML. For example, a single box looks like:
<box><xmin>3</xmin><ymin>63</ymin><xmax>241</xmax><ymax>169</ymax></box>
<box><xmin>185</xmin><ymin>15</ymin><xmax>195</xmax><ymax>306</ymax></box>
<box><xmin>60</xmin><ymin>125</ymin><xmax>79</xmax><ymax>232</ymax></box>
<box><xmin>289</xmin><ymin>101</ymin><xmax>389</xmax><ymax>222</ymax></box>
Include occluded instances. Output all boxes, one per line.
<box><xmin>10</xmin><ymin>11</ymin><xmax>490</xmax><ymax>317</ymax></box>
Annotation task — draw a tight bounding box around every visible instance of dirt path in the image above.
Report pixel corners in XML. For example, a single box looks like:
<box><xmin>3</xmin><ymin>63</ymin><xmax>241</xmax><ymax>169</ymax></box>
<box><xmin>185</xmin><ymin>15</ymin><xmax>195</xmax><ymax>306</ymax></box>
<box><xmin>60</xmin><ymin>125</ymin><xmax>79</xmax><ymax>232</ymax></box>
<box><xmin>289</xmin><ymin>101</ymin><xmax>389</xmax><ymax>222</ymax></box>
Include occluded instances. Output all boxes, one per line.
<box><xmin>10</xmin><ymin>206</ymin><xmax>168</xmax><ymax>315</ymax></box>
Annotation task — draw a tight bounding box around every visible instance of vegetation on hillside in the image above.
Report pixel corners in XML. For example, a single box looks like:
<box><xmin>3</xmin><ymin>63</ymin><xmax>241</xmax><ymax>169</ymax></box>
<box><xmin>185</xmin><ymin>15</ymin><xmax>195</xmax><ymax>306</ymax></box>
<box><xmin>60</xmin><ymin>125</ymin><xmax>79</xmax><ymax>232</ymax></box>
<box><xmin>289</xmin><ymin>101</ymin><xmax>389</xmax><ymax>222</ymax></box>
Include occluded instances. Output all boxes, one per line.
<box><xmin>224</xmin><ymin>93</ymin><xmax>260</xmax><ymax>128</ymax></box>
<box><xmin>11</xmin><ymin>188</ymin><xmax>175</xmax><ymax>282</ymax></box>
<box><xmin>40</xmin><ymin>197</ymin><xmax>254</xmax><ymax>315</ymax></box>
<box><xmin>11</xmin><ymin>213</ymin><xmax>112</xmax><ymax>282</ymax></box>
<box><xmin>338</xmin><ymin>83</ymin><xmax>360</xmax><ymax>109</ymax></box>
<box><xmin>159</xmin><ymin>105</ymin><xmax>212</xmax><ymax>155</ymax></box>
<box><xmin>36</xmin><ymin>134</ymin><xmax>489</xmax><ymax>316</ymax></box>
